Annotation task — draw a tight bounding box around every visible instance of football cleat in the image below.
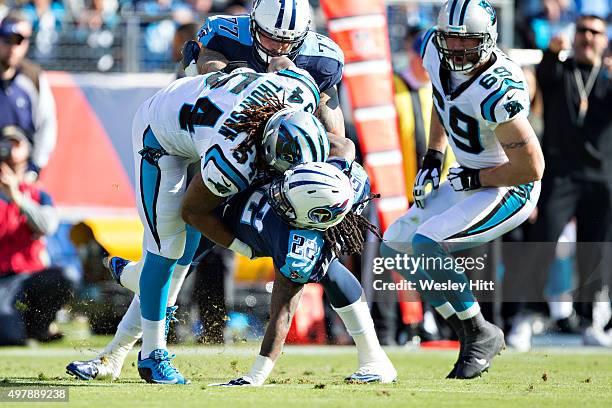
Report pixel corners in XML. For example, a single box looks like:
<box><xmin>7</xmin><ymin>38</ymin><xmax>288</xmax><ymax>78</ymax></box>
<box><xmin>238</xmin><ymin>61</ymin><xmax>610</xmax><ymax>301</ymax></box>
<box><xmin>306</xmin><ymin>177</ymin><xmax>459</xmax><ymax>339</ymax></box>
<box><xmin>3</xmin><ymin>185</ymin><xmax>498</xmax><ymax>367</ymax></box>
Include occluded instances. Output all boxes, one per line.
<box><xmin>208</xmin><ymin>377</ymin><xmax>254</xmax><ymax>387</ymax></box>
<box><xmin>137</xmin><ymin>349</ymin><xmax>190</xmax><ymax>384</ymax></box>
<box><xmin>165</xmin><ymin>305</ymin><xmax>179</xmax><ymax>339</ymax></box>
<box><xmin>454</xmin><ymin>322</ymin><xmax>505</xmax><ymax>379</ymax></box>
<box><xmin>66</xmin><ymin>356</ymin><xmax>121</xmax><ymax>381</ymax></box>
<box><xmin>446</xmin><ymin>328</ymin><xmax>465</xmax><ymax>379</ymax></box>
<box><xmin>103</xmin><ymin>256</ymin><xmax>130</xmax><ymax>286</ymax></box>
<box><xmin>345</xmin><ymin>359</ymin><xmax>397</xmax><ymax>384</ymax></box>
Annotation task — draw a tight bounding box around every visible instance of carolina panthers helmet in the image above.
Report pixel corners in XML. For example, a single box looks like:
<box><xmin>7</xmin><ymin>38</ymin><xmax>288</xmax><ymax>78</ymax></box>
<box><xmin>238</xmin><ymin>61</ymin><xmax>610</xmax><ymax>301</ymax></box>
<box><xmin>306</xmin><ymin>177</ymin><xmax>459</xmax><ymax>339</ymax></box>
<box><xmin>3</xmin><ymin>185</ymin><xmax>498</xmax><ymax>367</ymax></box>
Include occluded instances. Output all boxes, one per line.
<box><xmin>327</xmin><ymin>157</ymin><xmax>371</xmax><ymax>216</ymax></box>
<box><xmin>268</xmin><ymin>162</ymin><xmax>354</xmax><ymax>231</ymax></box>
<box><xmin>250</xmin><ymin>0</ymin><xmax>311</xmax><ymax>64</ymax></box>
<box><xmin>434</xmin><ymin>0</ymin><xmax>498</xmax><ymax>72</ymax></box>
<box><xmin>262</xmin><ymin>108</ymin><xmax>330</xmax><ymax>172</ymax></box>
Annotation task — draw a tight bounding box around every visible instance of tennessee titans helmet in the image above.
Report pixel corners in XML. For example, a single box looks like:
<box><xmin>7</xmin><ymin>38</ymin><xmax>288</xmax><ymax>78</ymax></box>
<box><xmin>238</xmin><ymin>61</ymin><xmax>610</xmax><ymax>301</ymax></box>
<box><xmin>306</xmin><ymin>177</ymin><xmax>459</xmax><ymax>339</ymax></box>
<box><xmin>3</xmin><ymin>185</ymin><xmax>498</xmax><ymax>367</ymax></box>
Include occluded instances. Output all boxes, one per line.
<box><xmin>434</xmin><ymin>0</ymin><xmax>498</xmax><ymax>72</ymax></box>
<box><xmin>327</xmin><ymin>158</ymin><xmax>371</xmax><ymax>216</ymax></box>
<box><xmin>262</xmin><ymin>108</ymin><xmax>330</xmax><ymax>173</ymax></box>
<box><xmin>250</xmin><ymin>0</ymin><xmax>311</xmax><ymax>64</ymax></box>
<box><xmin>268</xmin><ymin>162</ymin><xmax>354</xmax><ymax>231</ymax></box>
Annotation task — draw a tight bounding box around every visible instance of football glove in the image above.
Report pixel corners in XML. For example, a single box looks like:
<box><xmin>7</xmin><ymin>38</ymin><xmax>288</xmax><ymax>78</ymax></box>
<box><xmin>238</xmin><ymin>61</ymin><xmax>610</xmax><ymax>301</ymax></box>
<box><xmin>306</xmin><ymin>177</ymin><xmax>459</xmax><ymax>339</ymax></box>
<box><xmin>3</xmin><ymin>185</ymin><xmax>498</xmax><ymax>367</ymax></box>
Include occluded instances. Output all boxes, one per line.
<box><xmin>413</xmin><ymin>149</ymin><xmax>444</xmax><ymax>209</ymax></box>
<box><xmin>181</xmin><ymin>40</ymin><xmax>200</xmax><ymax>77</ymax></box>
<box><xmin>208</xmin><ymin>377</ymin><xmax>254</xmax><ymax>387</ymax></box>
<box><xmin>448</xmin><ymin>167</ymin><xmax>482</xmax><ymax>191</ymax></box>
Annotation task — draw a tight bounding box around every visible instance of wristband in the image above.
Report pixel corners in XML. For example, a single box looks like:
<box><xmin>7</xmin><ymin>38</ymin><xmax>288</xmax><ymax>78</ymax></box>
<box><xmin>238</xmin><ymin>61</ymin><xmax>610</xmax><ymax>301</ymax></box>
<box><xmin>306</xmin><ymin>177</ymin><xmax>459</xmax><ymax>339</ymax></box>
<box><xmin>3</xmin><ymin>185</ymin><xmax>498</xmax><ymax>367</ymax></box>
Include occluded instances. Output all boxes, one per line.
<box><xmin>229</xmin><ymin>238</ymin><xmax>253</xmax><ymax>259</ymax></box>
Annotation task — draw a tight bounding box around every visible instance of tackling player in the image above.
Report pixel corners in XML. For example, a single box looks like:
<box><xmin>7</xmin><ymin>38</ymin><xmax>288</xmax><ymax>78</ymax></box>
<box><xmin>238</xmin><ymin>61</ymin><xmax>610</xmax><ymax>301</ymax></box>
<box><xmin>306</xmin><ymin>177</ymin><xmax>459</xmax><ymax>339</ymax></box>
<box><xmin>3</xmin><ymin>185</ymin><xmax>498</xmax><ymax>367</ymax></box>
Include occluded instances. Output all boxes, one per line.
<box><xmin>67</xmin><ymin>161</ymin><xmax>396</xmax><ymax>384</ymax></box>
<box><xmin>94</xmin><ymin>66</ymin><xmax>333</xmax><ymax>384</ymax></box>
<box><xmin>382</xmin><ymin>0</ymin><xmax>544</xmax><ymax>379</ymax></box>
<box><xmin>183</xmin><ymin>0</ymin><xmax>347</xmax><ymax>147</ymax></box>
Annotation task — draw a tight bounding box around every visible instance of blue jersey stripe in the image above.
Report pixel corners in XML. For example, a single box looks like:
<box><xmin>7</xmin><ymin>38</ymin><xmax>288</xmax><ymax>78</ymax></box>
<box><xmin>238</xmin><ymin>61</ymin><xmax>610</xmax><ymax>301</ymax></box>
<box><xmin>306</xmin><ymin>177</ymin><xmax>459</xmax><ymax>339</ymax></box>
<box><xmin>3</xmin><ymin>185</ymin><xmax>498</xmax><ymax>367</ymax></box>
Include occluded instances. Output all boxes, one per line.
<box><xmin>458</xmin><ymin>0</ymin><xmax>471</xmax><ymax>25</ymax></box>
<box><xmin>276</xmin><ymin>69</ymin><xmax>320</xmax><ymax>106</ymax></box>
<box><xmin>480</xmin><ymin>78</ymin><xmax>524</xmax><ymax>122</ymax></box>
<box><xmin>204</xmin><ymin>145</ymin><xmax>249</xmax><ymax>191</ymax></box>
<box><xmin>275</xmin><ymin>0</ymin><xmax>286</xmax><ymax>29</ymax></box>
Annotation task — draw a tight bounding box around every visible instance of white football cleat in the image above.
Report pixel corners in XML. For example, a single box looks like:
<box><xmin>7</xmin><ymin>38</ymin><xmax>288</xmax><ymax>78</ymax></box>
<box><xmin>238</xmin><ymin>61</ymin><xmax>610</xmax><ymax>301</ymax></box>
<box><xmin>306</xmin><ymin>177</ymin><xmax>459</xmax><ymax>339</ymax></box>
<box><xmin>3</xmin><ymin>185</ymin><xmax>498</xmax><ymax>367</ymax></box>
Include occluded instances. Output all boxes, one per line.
<box><xmin>345</xmin><ymin>358</ymin><xmax>397</xmax><ymax>384</ymax></box>
<box><xmin>66</xmin><ymin>355</ymin><xmax>122</xmax><ymax>381</ymax></box>
<box><xmin>583</xmin><ymin>326</ymin><xmax>612</xmax><ymax>347</ymax></box>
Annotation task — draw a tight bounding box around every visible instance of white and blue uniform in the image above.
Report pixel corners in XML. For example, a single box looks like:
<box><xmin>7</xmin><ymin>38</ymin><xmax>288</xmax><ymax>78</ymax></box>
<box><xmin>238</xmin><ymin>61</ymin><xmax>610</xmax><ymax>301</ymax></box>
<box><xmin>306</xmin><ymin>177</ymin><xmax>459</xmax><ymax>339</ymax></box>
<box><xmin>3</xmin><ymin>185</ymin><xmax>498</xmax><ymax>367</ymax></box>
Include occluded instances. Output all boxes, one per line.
<box><xmin>132</xmin><ymin>68</ymin><xmax>319</xmax><ymax>259</ymax></box>
<box><xmin>384</xmin><ymin>31</ymin><xmax>540</xmax><ymax>253</ymax></box>
<box><xmin>198</xmin><ymin>15</ymin><xmax>344</xmax><ymax>93</ymax></box>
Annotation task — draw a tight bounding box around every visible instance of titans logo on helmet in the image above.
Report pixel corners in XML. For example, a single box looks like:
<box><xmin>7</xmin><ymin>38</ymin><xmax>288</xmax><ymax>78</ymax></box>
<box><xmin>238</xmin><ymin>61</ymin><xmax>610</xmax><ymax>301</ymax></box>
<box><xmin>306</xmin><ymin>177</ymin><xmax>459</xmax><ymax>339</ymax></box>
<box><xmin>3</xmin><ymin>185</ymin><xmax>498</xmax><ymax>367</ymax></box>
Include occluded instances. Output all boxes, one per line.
<box><xmin>308</xmin><ymin>199</ymin><xmax>349</xmax><ymax>223</ymax></box>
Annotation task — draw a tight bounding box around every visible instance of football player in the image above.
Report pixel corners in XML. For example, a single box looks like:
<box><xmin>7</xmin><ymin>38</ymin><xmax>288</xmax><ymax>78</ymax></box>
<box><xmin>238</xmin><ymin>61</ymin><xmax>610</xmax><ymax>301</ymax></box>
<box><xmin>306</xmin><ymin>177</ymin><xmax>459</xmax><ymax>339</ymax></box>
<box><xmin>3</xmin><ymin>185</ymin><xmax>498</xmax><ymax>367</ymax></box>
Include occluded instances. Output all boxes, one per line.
<box><xmin>183</xmin><ymin>0</ymin><xmax>347</xmax><ymax>148</ymax></box>
<box><xmin>382</xmin><ymin>0</ymin><xmax>544</xmax><ymax>379</ymax></box>
<box><xmin>86</xmin><ymin>66</ymin><xmax>339</xmax><ymax>384</ymax></box>
<box><xmin>67</xmin><ymin>161</ymin><xmax>397</xmax><ymax>384</ymax></box>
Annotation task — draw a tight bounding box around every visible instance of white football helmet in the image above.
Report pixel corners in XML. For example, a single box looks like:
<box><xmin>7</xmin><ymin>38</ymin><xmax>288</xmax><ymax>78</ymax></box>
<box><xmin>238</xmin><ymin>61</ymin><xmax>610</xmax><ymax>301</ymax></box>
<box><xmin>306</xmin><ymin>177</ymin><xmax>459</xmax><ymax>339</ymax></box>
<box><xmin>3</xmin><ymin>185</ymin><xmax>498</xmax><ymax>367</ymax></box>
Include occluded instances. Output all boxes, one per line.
<box><xmin>434</xmin><ymin>0</ymin><xmax>498</xmax><ymax>72</ymax></box>
<box><xmin>262</xmin><ymin>107</ymin><xmax>329</xmax><ymax>172</ymax></box>
<box><xmin>268</xmin><ymin>162</ymin><xmax>354</xmax><ymax>231</ymax></box>
<box><xmin>250</xmin><ymin>0</ymin><xmax>311</xmax><ymax>64</ymax></box>
<box><xmin>327</xmin><ymin>158</ymin><xmax>372</xmax><ymax>216</ymax></box>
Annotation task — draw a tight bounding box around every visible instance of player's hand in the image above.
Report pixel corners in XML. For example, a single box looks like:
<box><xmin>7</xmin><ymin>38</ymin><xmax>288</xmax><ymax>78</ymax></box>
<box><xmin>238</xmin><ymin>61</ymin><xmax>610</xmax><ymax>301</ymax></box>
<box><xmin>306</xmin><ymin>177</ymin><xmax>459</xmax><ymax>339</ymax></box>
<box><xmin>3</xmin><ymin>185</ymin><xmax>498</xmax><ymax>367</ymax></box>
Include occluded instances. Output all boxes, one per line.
<box><xmin>208</xmin><ymin>377</ymin><xmax>257</xmax><ymax>387</ymax></box>
<box><xmin>413</xmin><ymin>149</ymin><xmax>444</xmax><ymax>209</ymax></box>
<box><xmin>267</xmin><ymin>56</ymin><xmax>296</xmax><ymax>72</ymax></box>
<box><xmin>448</xmin><ymin>166</ymin><xmax>481</xmax><ymax>191</ymax></box>
<box><xmin>181</xmin><ymin>40</ymin><xmax>201</xmax><ymax>76</ymax></box>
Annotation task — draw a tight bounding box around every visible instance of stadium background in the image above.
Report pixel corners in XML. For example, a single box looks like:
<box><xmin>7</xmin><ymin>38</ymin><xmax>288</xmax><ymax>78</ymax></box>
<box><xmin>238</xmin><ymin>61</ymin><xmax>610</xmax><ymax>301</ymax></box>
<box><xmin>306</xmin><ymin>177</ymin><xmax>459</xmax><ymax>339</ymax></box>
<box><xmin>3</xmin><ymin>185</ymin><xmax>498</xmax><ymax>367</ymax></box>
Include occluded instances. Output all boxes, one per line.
<box><xmin>2</xmin><ymin>0</ymin><xmax>611</xmax><ymax>345</ymax></box>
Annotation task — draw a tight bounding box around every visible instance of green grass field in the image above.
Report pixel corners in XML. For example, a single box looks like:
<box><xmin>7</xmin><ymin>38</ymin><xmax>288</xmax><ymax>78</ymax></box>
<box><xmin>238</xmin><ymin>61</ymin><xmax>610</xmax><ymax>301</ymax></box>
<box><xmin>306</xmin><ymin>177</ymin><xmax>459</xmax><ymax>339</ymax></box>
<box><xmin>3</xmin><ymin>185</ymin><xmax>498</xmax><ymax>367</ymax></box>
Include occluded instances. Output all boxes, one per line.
<box><xmin>0</xmin><ymin>339</ymin><xmax>611</xmax><ymax>408</ymax></box>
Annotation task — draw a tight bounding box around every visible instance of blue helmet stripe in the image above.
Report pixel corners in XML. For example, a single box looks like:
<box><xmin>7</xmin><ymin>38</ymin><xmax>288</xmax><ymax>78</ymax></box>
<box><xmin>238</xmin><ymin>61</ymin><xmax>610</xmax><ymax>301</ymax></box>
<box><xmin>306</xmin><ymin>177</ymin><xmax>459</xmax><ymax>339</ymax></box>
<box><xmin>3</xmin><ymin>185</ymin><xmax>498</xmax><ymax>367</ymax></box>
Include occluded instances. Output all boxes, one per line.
<box><xmin>458</xmin><ymin>0</ymin><xmax>471</xmax><ymax>25</ymax></box>
<box><xmin>289</xmin><ymin>0</ymin><xmax>297</xmax><ymax>30</ymax></box>
<box><xmin>449</xmin><ymin>0</ymin><xmax>459</xmax><ymax>25</ymax></box>
<box><xmin>292</xmin><ymin>168</ymin><xmax>329</xmax><ymax>177</ymax></box>
<box><xmin>275</xmin><ymin>0</ymin><xmax>286</xmax><ymax>29</ymax></box>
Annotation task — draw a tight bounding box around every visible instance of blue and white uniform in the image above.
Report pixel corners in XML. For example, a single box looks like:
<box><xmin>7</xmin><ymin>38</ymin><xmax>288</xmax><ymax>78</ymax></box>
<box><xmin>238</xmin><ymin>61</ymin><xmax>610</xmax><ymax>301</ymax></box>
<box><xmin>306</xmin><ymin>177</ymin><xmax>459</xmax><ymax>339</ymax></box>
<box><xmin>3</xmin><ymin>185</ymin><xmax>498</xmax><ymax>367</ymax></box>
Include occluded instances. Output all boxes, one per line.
<box><xmin>198</xmin><ymin>15</ymin><xmax>344</xmax><ymax>93</ymax></box>
<box><xmin>132</xmin><ymin>68</ymin><xmax>319</xmax><ymax>259</ymax></box>
<box><xmin>384</xmin><ymin>33</ymin><xmax>540</xmax><ymax>252</ymax></box>
<box><xmin>219</xmin><ymin>186</ymin><xmax>333</xmax><ymax>283</ymax></box>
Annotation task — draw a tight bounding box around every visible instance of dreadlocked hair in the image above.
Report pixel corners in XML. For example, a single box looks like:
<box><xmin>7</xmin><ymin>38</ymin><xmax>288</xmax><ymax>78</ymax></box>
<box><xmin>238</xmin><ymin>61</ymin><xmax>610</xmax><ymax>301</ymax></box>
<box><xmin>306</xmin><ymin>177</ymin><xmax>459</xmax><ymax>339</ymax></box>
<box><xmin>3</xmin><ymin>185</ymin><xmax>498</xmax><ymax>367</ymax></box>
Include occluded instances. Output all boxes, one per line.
<box><xmin>226</xmin><ymin>93</ymin><xmax>288</xmax><ymax>166</ymax></box>
<box><xmin>324</xmin><ymin>193</ymin><xmax>381</xmax><ymax>256</ymax></box>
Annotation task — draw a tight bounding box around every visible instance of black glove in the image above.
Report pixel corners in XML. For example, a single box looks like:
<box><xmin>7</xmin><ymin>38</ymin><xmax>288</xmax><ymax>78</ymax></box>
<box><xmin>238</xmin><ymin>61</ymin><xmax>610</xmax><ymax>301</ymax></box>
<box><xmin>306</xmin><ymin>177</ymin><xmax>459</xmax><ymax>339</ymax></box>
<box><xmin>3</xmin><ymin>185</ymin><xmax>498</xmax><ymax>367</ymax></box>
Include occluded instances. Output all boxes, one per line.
<box><xmin>181</xmin><ymin>40</ymin><xmax>201</xmax><ymax>76</ymax></box>
<box><xmin>413</xmin><ymin>149</ymin><xmax>444</xmax><ymax>208</ymax></box>
<box><xmin>447</xmin><ymin>166</ymin><xmax>481</xmax><ymax>191</ymax></box>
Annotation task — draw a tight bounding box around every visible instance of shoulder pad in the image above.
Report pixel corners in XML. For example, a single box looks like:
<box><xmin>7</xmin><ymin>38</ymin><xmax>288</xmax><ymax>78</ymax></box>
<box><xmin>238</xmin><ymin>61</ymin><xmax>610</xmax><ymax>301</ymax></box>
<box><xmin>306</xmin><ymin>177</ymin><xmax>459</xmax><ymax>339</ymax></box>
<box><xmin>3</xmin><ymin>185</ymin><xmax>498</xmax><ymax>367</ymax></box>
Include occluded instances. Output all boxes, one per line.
<box><xmin>198</xmin><ymin>15</ymin><xmax>252</xmax><ymax>47</ymax></box>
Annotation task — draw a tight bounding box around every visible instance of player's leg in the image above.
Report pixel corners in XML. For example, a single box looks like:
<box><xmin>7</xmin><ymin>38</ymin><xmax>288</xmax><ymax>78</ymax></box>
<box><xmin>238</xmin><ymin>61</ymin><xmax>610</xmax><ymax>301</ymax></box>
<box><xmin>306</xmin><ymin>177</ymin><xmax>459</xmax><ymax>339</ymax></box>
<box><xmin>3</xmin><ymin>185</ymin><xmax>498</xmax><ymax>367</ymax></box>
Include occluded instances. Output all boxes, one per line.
<box><xmin>414</xmin><ymin>182</ymin><xmax>540</xmax><ymax>378</ymax></box>
<box><xmin>66</xmin><ymin>228</ymin><xmax>201</xmax><ymax>381</ymax></box>
<box><xmin>131</xmin><ymin>122</ymin><xmax>193</xmax><ymax>384</ymax></box>
<box><xmin>320</xmin><ymin>260</ymin><xmax>397</xmax><ymax>383</ymax></box>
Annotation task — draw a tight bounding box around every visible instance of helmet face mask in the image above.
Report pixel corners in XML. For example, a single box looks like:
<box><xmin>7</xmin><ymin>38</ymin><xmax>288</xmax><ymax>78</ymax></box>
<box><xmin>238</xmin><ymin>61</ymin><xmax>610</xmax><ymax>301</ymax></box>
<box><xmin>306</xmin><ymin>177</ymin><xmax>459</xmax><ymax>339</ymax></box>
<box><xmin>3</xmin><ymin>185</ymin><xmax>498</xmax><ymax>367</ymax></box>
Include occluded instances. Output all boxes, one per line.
<box><xmin>434</xmin><ymin>31</ymin><xmax>492</xmax><ymax>72</ymax></box>
<box><xmin>267</xmin><ymin>162</ymin><xmax>354</xmax><ymax>231</ymax></box>
<box><xmin>434</xmin><ymin>0</ymin><xmax>498</xmax><ymax>73</ymax></box>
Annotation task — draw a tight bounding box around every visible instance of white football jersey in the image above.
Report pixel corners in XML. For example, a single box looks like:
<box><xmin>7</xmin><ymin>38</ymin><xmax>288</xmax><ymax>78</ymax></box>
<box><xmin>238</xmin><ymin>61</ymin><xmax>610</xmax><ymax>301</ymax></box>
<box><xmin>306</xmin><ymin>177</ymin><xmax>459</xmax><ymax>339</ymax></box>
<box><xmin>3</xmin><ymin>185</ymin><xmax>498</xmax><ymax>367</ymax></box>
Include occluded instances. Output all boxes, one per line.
<box><xmin>138</xmin><ymin>68</ymin><xmax>320</xmax><ymax>196</ymax></box>
<box><xmin>421</xmin><ymin>28</ymin><xmax>530</xmax><ymax>169</ymax></box>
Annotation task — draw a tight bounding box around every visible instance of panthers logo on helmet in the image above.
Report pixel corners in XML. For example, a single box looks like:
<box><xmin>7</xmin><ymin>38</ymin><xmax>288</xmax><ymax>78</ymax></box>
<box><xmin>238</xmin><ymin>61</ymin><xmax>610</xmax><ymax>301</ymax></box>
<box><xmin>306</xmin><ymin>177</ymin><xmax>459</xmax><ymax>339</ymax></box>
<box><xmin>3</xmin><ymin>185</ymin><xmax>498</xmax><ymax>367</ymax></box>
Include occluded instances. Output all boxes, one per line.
<box><xmin>479</xmin><ymin>0</ymin><xmax>496</xmax><ymax>24</ymax></box>
<box><xmin>308</xmin><ymin>199</ymin><xmax>349</xmax><ymax>223</ymax></box>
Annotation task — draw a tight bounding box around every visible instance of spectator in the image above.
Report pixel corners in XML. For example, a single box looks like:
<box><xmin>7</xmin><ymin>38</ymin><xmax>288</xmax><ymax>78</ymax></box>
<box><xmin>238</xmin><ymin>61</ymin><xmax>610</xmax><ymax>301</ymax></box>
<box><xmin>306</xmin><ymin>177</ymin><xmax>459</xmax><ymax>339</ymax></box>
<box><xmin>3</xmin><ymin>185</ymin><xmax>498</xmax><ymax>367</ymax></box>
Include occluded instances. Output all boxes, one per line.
<box><xmin>0</xmin><ymin>12</ymin><xmax>57</xmax><ymax>176</ymax></box>
<box><xmin>0</xmin><ymin>125</ymin><xmax>72</xmax><ymax>345</ymax></box>
<box><xmin>528</xmin><ymin>14</ymin><xmax>612</xmax><ymax>346</ymax></box>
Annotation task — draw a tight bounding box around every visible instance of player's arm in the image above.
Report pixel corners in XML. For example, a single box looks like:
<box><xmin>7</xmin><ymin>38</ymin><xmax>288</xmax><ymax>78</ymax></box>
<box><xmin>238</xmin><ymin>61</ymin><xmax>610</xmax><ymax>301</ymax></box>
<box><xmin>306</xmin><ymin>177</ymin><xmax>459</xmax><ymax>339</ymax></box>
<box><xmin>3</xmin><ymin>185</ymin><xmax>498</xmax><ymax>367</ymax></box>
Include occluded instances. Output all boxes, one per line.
<box><xmin>428</xmin><ymin>105</ymin><xmax>449</xmax><ymax>153</ymax></box>
<box><xmin>196</xmin><ymin>46</ymin><xmax>229</xmax><ymax>74</ymax></box>
<box><xmin>181</xmin><ymin>174</ymin><xmax>252</xmax><ymax>258</ymax></box>
<box><xmin>259</xmin><ymin>269</ymin><xmax>304</xmax><ymax>360</ymax></box>
<box><xmin>317</xmin><ymin>86</ymin><xmax>355</xmax><ymax>160</ymax></box>
<box><xmin>479</xmin><ymin>116</ymin><xmax>544</xmax><ymax>186</ymax></box>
